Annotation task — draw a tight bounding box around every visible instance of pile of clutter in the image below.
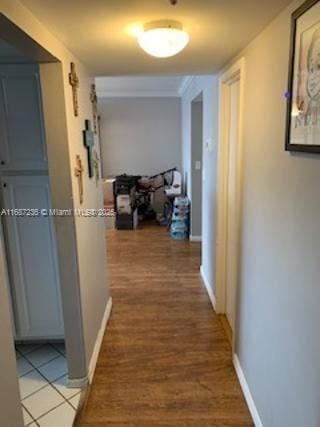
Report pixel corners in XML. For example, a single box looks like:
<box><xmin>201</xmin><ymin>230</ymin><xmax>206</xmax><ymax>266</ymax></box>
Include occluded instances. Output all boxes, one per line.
<box><xmin>170</xmin><ymin>196</ymin><xmax>189</xmax><ymax>240</ymax></box>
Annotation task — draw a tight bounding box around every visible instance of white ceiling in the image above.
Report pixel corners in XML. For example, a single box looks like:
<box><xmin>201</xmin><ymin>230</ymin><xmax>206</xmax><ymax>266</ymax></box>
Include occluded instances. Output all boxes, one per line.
<box><xmin>19</xmin><ymin>0</ymin><xmax>293</xmax><ymax>76</ymax></box>
<box><xmin>95</xmin><ymin>75</ymin><xmax>192</xmax><ymax>98</ymax></box>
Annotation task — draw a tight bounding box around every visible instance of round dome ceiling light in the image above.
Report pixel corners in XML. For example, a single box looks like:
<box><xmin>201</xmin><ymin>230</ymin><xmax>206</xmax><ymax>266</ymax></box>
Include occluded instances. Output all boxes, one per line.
<box><xmin>137</xmin><ymin>20</ymin><xmax>189</xmax><ymax>58</ymax></box>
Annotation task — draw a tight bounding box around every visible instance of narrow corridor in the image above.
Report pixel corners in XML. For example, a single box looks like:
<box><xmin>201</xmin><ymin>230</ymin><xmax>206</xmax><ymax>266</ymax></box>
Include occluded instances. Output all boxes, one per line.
<box><xmin>77</xmin><ymin>224</ymin><xmax>252</xmax><ymax>426</ymax></box>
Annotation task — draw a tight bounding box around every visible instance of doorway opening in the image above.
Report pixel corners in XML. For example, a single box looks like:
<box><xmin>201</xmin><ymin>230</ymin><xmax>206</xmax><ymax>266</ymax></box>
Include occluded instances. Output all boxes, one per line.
<box><xmin>215</xmin><ymin>58</ymin><xmax>245</xmax><ymax>346</ymax></box>
<box><xmin>96</xmin><ymin>76</ymin><xmax>185</xmax><ymax>234</ymax></box>
<box><xmin>190</xmin><ymin>93</ymin><xmax>203</xmax><ymax>245</ymax></box>
<box><xmin>0</xmin><ymin>17</ymin><xmax>87</xmax><ymax>425</ymax></box>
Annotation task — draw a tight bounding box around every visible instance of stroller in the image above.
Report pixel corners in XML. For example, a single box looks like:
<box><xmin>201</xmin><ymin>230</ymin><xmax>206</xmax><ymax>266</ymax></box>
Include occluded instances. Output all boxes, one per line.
<box><xmin>136</xmin><ymin>168</ymin><xmax>181</xmax><ymax>221</ymax></box>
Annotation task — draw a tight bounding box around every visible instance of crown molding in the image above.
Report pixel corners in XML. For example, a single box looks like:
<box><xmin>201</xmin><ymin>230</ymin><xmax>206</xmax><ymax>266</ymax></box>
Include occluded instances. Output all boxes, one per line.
<box><xmin>97</xmin><ymin>90</ymin><xmax>182</xmax><ymax>98</ymax></box>
<box><xmin>178</xmin><ymin>75</ymin><xmax>194</xmax><ymax>96</ymax></box>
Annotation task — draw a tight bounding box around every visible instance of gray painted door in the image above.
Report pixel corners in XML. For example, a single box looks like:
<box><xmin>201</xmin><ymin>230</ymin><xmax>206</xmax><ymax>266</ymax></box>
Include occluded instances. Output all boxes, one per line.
<box><xmin>0</xmin><ymin>64</ymin><xmax>47</xmax><ymax>172</ymax></box>
<box><xmin>1</xmin><ymin>175</ymin><xmax>64</xmax><ymax>339</ymax></box>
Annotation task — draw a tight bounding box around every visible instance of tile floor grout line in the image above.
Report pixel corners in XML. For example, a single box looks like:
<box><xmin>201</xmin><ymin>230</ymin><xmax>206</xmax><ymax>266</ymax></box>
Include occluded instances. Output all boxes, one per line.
<box><xmin>49</xmin><ymin>372</ymin><xmax>81</xmax><ymax>402</ymax></box>
<box><xmin>22</xmin><ymin>368</ymin><xmax>69</xmax><ymax>401</ymax></box>
<box><xmin>21</xmin><ymin>371</ymin><xmax>70</xmax><ymax>422</ymax></box>
<box><xmin>49</xmin><ymin>342</ymin><xmax>66</xmax><ymax>358</ymax></box>
<box><xmin>21</xmin><ymin>382</ymin><xmax>50</xmax><ymax>402</ymax></box>
<box><xmin>17</xmin><ymin>356</ymin><xmax>34</xmax><ymax>378</ymax></box>
<box><xmin>34</xmin><ymin>399</ymin><xmax>75</xmax><ymax>424</ymax></box>
<box><xmin>65</xmin><ymin>398</ymin><xmax>78</xmax><ymax>411</ymax></box>
<box><xmin>24</xmin><ymin>352</ymin><xmax>62</xmax><ymax>370</ymax></box>
<box><xmin>17</xmin><ymin>344</ymin><xmax>79</xmax><ymax>424</ymax></box>
<box><xmin>18</xmin><ymin>348</ymin><xmax>68</xmax><ymax>401</ymax></box>
<box><xmin>66</xmin><ymin>391</ymin><xmax>81</xmax><ymax>409</ymax></box>
<box><xmin>22</xmin><ymin>402</ymin><xmax>38</xmax><ymax>426</ymax></box>
<box><xmin>32</xmin><ymin>353</ymin><xmax>66</xmax><ymax>371</ymax></box>
<box><xmin>16</xmin><ymin>343</ymin><xmax>44</xmax><ymax>357</ymax></box>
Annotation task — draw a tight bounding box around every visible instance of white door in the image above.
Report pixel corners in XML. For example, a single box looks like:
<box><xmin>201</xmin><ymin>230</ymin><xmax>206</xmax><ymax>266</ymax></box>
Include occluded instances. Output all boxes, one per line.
<box><xmin>225</xmin><ymin>79</ymin><xmax>240</xmax><ymax>333</ymax></box>
<box><xmin>1</xmin><ymin>175</ymin><xmax>64</xmax><ymax>339</ymax></box>
<box><xmin>0</xmin><ymin>64</ymin><xmax>47</xmax><ymax>172</ymax></box>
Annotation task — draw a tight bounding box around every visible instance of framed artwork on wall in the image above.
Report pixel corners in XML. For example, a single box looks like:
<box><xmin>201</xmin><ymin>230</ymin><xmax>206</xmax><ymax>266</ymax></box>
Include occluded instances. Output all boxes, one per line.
<box><xmin>286</xmin><ymin>0</ymin><xmax>320</xmax><ymax>153</ymax></box>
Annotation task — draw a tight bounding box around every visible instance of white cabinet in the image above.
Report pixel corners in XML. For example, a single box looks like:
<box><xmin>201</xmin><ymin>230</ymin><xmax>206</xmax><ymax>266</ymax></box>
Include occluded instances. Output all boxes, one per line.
<box><xmin>0</xmin><ymin>65</ymin><xmax>47</xmax><ymax>172</ymax></box>
<box><xmin>1</xmin><ymin>175</ymin><xmax>64</xmax><ymax>339</ymax></box>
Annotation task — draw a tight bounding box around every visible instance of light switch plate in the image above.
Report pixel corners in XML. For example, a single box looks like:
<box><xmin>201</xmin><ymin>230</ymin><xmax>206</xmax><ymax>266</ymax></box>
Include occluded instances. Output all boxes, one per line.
<box><xmin>206</xmin><ymin>138</ymin><xmax>214</xmax><ymax>152</ymax></box>
<box><xmin>195</xmin><ymin>161</ymin><xmax>201</xmax><ymax>170</ymax></box>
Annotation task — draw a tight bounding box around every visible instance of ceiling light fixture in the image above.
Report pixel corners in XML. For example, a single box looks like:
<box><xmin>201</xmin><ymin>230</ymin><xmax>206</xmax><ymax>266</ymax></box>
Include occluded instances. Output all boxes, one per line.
<box><xmin>137</xmin><ymin>20</ymin><xmax>189</xmax><ymax>58</ymax></box>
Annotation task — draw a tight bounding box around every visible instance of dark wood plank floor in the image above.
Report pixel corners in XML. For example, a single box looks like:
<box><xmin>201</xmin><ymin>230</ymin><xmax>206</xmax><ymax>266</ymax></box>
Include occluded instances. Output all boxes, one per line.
<box><xmin>77</xmin><ymin>223</ymin><xmax>252</xmax><ymax>426</ymax></box>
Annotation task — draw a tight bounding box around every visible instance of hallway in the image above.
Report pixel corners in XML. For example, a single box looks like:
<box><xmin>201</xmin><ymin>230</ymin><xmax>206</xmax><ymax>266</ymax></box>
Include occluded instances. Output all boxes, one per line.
<box><xmin>77</xmin><ymin>224</ymin><xmax>252</xmax><ymax>426</ymax></box>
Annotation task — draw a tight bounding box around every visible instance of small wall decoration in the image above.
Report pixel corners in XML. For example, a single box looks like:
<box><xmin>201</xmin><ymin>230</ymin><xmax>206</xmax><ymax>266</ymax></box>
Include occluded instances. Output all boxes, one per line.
<box><xmin>97</xmin><ymin>115</ymin><xmax>101</xmax><ymax>139</ymax></box>
<box><xmin>90</xmin><ymin>84</ymin><xmax>98</xmax><ymax>134</ymax></box>
<box><xmin>74</xmin><ymin>155</ymin><xmax>84</xmax><ymax>204</ymax></box>
<box><xmin>83</xmin><ymin>119</ymin><xmax>95</xmax><ymax>178</ymax></box>
<box><xmin>69</xmin><ymin>62</ymin><xmax>79</xmax><ymax>117</ymax></box>
<box><xmin>286</xmin><ymin>0</ymin><xmax>320</xmax><ymax>153</ymax></box>
<box><xmin>92</xmin><ymin>149</ymin><xmax>100</xmax><ymax>187</ymax></box>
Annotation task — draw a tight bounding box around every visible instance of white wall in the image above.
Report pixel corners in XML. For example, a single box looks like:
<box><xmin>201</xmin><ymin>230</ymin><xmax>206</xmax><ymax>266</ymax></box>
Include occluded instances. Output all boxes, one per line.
<box><xmin>181</xmin><ymin>76</ymin><xmax>219</xmax><ymax>290</ymax></box>
<box><xmin>0</xmin><ymin>0</ymin><xmax>109</xmax><ymax>386</ymax></box>
<box><xmin>227</xmin><ymin>0</ymin><xmax>320</xmax><ymax>425</ymax></box>
<box><xmin>99</xmin><ymin>97</ymin><xmax>181</xmax><ymax>176</ymax></box>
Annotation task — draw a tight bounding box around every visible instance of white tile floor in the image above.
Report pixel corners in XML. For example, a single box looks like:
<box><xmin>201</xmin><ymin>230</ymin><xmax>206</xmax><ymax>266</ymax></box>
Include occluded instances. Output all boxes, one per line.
<box><xmin>15</xmin><ymin>343</ymin><xmax>82</xmax><ymax>427</ymax></box>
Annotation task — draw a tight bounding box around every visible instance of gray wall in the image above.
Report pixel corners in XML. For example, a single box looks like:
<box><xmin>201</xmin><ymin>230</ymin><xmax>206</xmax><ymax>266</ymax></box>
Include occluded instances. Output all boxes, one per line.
<box><xmin>232</xmin><ymin>0</ymin><xmax>320</xmax><ymax>425</ymax></box>
<box><xmin>0</xmin><ymin>224</ymin><xmax>24</xmax><ymax>427</ymax></box>
<box><xmin>40</xmin><ymin>63</ymin><xmax>87</xmax><ymax>380</ymax></box>
<box><xmin>191</xmin><ymin>100</ymin><xmax>203</xmax><ymax>238</ymax></box>
<box><xmin>181</xmin><ymin>76</ymin><xmax>219</xmax><ymax>289</ymax></box>
<box><xmin>99</xmin><ymin>97</ymin><xmax>182</xmax><ymax>176</ymax></box>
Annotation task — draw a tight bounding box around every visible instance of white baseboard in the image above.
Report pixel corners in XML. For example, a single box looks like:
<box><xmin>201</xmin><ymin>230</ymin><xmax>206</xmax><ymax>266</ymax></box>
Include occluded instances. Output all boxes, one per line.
<box><xmin>190</xmin><ymin>235</ymin><xmax>202</xmax><ymax>242</ymax></box>
<box><xmin>233</xmin><ymin>354</ymin><xmax>263</xmax><ymax>427</ymax></box>
<box><xmin>88</xmin><ymin>297</ymin><xmax>113</xmax><ymax>384</ymax></box>
<box><xmin>67</xmin><ymin>376</ymin><xmax>88</xmax><ymax>389</ymax></box>
<box><xmin>200</xmin><ymin>265</ymin><xmax>216</xmax><ymax>311</ymax></box>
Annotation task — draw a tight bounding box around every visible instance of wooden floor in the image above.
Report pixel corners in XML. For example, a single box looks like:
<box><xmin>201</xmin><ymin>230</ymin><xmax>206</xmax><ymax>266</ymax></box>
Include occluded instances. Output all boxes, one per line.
<box><xmin>77</xmin><ymin>223</ymin><xmax>252</xmax><ymax>426</ymax></box>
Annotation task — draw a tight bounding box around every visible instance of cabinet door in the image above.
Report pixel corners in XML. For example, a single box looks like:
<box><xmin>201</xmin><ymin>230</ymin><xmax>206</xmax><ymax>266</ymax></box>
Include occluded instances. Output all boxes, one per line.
<box><xmin>1</xmin><ymin>175</ymin><xmax>64</xmax><ymax>339</ymax></box>
<box><xmin>0</xmin><ymin>65</ymin><xmax>47</xmax><ymax>171</ymax></box>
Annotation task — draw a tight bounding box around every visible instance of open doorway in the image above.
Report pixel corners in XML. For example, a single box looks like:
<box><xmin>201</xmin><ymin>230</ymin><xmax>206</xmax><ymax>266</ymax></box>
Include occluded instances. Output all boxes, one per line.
<box><xmin>96</xmin><ymin>76</ymin><xmax>185</xmax><ymax>234</ymax></box>
<box><xmin>0</xmin><ymin>38</ymin><xmax>82</xmax><ymax>425</ymax></box>
<box><xmin>215</xmin><ymin>59</ymin><xmax>245</xmax><ymax>344</ymax></box>
<box><xmin>190</xmin><ymin>93</ymin><xmax>203</xmax><ymax>243</ymax></box>
<box><xmin>0</xmin><ymin>18</ymin><xmax>88</xmax><ymax>424</ymax></box>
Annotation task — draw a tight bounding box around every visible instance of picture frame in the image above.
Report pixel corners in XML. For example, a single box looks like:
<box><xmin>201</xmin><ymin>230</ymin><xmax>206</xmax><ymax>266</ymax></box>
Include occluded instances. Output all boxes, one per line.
<box><xmin>286</xmin><ymin>0</ymin><xmax>320</xmax><ymax>153</ymax></box>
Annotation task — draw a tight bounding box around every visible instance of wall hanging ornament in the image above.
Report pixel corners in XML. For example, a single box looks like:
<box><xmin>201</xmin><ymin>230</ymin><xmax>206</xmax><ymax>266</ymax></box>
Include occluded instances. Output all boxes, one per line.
<box><xmin>69</xmin><ymin>62</ymin><xmax>79</xmax><ymax>117</ymax></box>
<box><xmin>83</xmin><ymin>119</ymin><xmax>95</xmax><ymax>178</ymax></box>
<box><xmin>90</xmin><ymin>84</ymin><xmax>98</xmax><ymax>134</ymax></box>
<box><xmin>92</xmin><ymin>149</ymin><xmax>100</xmax><ymax>187</ymax></box>
<box><xmin>74</xmin><ymin>155</ymin><xmax>84</xmax><ymax>204</ymax></box>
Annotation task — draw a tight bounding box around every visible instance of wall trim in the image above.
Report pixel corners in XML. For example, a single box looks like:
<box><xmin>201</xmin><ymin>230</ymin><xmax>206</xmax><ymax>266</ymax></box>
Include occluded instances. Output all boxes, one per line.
<box><xmin>87</xmin><ymin>297</ymin><xmax>113</xmax><ymax>384</ymax></box>
<box><xmin>178</xmin><ymin>76</ymin><xmax>194</xmax><ymax>96</ymax></box>
<box><xmin>200</xmin><ymin>265</ymin><xmax>216</xmax><ymax>311</ymax></box>
<box><xmin>233</xmin><ymin>354</ymin><xmax>263</xmax><ymax>427</ymax></box>
<box><xmin>190</xmin><ymin>235</ymin><xmax>202</xmax><ymax>242</ymax></box>
<box><xmin>67</xmin><ymin>297</ymin><xmax>113</xmax><ymax>388</ymax></box>
<box><xmin>97</xmin><ymin>90</ymin><xmax>181</xmax><ymax>99</ymax></box>
<box><xmin>215</xmin><ymin>57</ymin><xmax>246</xmax><ymax>316</ymax></box>
<box><xmin>67</xmin><ymin>376</ymin><xmax>88</xmax><ymax>389</ymax></box>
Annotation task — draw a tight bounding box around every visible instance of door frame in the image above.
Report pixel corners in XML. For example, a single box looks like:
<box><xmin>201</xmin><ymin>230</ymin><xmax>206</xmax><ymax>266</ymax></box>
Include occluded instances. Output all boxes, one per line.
<box><xmin>190</xmin><ymin>92</ymin><xmax>203</xmax><ymax>242</ymax></box>
<box><xmin>0</xmin><ymin>14</ymin><xmax>88</xmax><ymax>385</ymax></box>
<box><xmin>0</xmin><ymin>220</ymin><xmax>24</xmax><ymax>426</ymax></box>
<box><xmin>215</xmin><ymin>58</ymin><xmax>245</xmax><ymax>346</ymax></box>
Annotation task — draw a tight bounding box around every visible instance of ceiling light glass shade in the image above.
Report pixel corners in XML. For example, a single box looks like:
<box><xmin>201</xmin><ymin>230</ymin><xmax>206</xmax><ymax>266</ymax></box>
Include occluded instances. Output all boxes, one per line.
<box><xmin>138</xmin><ymin>21</ymin><xmax>189</xmax><ymax>58</ymax></box>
